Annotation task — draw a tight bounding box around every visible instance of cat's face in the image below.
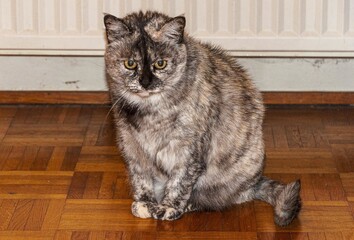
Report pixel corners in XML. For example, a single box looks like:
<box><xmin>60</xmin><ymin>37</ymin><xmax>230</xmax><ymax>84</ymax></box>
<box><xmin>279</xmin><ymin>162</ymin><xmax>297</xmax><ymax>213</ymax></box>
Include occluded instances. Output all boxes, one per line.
<box><xmin>104</xmin><ymin>12</ymin><xmax>187</xmax><ymax>103</ymax></box>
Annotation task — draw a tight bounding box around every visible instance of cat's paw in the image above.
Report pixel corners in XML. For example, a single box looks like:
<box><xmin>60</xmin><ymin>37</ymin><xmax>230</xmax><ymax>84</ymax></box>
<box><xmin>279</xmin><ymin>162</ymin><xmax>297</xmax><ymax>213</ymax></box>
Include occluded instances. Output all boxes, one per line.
<box><xmin>131</xmin><ymin>201</ymin><xmax>154</xmax><ymax>219</ymax></box>
<box><xmin>151</xmin><ymin>205</ymin><xmax>183</xmax><ymax>221</ymax></box>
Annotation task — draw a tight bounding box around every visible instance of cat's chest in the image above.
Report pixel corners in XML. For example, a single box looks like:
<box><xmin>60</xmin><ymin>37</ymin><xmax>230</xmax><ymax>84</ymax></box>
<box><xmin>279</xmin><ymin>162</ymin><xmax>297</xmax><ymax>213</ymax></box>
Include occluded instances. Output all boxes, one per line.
<box><xmin>129</xmin><ymin>113</ymin><xmax>184</xmax><ymax>172</ymax></box>
<box><xmin>132</xmin><ymin>114</ymin><xmax>177</xmax><ymax>151</ymax></box>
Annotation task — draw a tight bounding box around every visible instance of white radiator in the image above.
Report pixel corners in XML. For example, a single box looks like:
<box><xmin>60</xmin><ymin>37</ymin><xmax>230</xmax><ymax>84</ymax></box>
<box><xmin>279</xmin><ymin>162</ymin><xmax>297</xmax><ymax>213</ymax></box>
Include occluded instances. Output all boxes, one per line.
<box><xmin>0</xmin><ymin>0</ymin><xmax>353</xmax><ymax>56</ymax></box>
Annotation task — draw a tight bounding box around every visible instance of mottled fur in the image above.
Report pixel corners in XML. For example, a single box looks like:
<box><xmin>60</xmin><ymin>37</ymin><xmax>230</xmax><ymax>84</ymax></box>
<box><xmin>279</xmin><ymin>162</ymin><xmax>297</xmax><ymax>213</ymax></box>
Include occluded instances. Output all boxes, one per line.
<box><xmin>104</xmin><ymin>11</ymin><xmax>301</xmax><ymax>226</ymax></box>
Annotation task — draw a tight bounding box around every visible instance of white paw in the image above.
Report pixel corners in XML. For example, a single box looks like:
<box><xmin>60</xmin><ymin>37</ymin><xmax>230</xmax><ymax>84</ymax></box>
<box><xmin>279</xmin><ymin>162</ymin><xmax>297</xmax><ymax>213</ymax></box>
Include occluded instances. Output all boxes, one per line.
<box><xmin>131</xmin><ymin>201</ymin><xmax>152</xmax><ymax>219</ymax></box>
<box><xmin>152</xmin><ymin>205</ymin><xmax>183</xmax><ymax>221</ymax></box>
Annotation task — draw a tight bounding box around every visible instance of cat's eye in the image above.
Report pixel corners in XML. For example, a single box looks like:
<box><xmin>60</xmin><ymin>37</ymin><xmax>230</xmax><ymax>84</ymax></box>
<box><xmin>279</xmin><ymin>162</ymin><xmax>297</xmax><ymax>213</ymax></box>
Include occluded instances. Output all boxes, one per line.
<box><xmin>124</xmin><ymin>59</ymin><xmax>137</xmax><ymax>70</ymax></box>
<box><xmin>154</xmin><ymin>59</ymin><xmax>167</xmax><ymax>70</ymax></box>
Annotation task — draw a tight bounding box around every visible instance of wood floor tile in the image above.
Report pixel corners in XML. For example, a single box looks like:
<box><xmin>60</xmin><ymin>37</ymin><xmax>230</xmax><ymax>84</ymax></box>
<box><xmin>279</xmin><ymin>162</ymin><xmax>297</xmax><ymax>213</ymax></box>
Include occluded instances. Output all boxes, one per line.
<box><xmin>46</xmin><ymin>147</ymin><xmax>67</xmax><ymax>171</ymax></box>
<box><xmin>2</xmin><ymin>124</ymin><xmax>87</xmax><ymax>146</ymax></box>
<box><xmin>54</xmin><ymin>230</ymin><xmax>72</xmax><ymax>240</ymax></box>
<box><xmin>7</xmin><ymin>199</ymin><xmax>34</xmax><ymax>230</ymax></box>
<box><xmin>334</xmin><ymin>148</ymin><xmax>354</xmax><ymax>173</ymax></box>
<box><xmin>1</xmin><ymin>146</ymin><xmax>26</xmax><ymax>170</ymax></box>
<box><xmin>17</xmin><ymin>146</ymin><xmax>40</xmax><ymax>170</ymax></box>
<box><xmin>255</xmin><ymin>201</ymin><xmax>354</xmax><ymax>232</ymax></box>
<box><xmin>341</xmin><ymin>231</ymin><xmax>354</xmax><ymax>240</ymax></box>
<box><xmin>75</xmin><ymin>146</ymin><xmax>124</xmax><ymax>173</ymax></box>
<box><xmin>58</xmin><ymin>200</ymin><xmax>157</xmax><ymax>231</ymax></box>
<box><xmin>324</xmin><ymin>232</ymin><xmax>345</xmax><ymax>240</ymax></box>
<box><xmin>113</xmin><ymin>177</ymin><xmax>131</xmax><ymax>199</ymax></box>
<box><xmin>271</xmin><ymin>125</ymin><xmax>289</xmax><ymax>149</ymax></box>
<box><xmin>98</xmin><ymin>172</ymin><xmax>119</xmax><ymax>199</ymax></box>
<box><xmin>0</xmin><ymin>107</ymin><xmax>17</xmax><ymax>118</ymax></box>
<box><xmin>95</xmin><ymin>123</ymin><xmax>116</xmax><ymax>146</ymax></box>
<box><xmin>307</xmin><ymin>232</ymin><xmax>326</xmax><ymax>240</ymax></box>
<box><xmin>257</xmin><ymin>232</ymin><xmax>292</xmax><ymax>240</ymax></box>
<box><xmin>41</xmin><ymin>200</ymin><xmax>66</xmax><ymax>230</ymax></box>
<box><xmin>67</xmin><ymin>172</ymin><xmax>90</xmax><ymax>199</ymax></box>
<box><xmin>0</xmin><ymin>200</ymin><xmax>18</xmax><ymax>230</ymax></box>
<box><xmin>0</xmin><ymin>118</ymin><xmax>12</xmax><ymax>142</ymax></box>
<box><xmin>120</xmin><ymin>231</ymin><xmax>157</xmax><ymax>240</ymax></box>
<box><xmin>24</xmin><ymin>199</ymin><xmax>50</xmax><ymax>230</ymax></box>
<box><xmin>264</xmin><ymin>149</ymin><xmax>336</xmax><ymax>174</ymax></box>
<box><xmin>263</xmin><ymin>125</ymin><xmax>275</xmax><ymax>148</ymax></box>
<box><xmin>1</xmin><ymin>105</ymin><xmax>354</xmax><ymax>239</ymax></box>
<box><xmin>289</xmin><ymin>233</ymin><xmax>309</xmax><ymax>240</ymax></box>
<box><xmin>157</xmin><ymin>232</ymin><xmax>257</xmax><ymax>240</ymax></box>
<box><xmin>0</xmin><ymin>171</ymin><xmax>72</xmax><ymax>199</ymax></box>
<box><xmin>0</xmin><ymin>231</ymin><xmax>55</xmax><ymax>240</ymax></box>
<box><xmin>71</xmin><ymin>231</ymin><xmax>90</xmax><ymax>240</ymax></box>
<box><xmin>83</xmin><ymin>124</ymin><xmax>102</xmax><ymax>146</ymax></box>
<box><xmin>340</xmin><ymin>173</ymin><xmax>354</xmax><ymax>199</ymax></box>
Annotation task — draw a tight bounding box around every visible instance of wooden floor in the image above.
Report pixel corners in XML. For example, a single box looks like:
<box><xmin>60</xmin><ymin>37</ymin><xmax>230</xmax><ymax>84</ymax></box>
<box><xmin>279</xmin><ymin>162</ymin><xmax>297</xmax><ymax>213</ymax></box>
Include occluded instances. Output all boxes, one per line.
<box><xmin>0</xmin><ymin>105</ymin><xmax>353</xmax><ymax>240</ymax></box>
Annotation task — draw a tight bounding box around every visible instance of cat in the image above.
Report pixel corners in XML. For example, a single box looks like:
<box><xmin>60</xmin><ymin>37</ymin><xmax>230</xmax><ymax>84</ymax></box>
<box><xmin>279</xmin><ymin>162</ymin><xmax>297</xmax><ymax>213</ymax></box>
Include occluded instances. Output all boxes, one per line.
<box><xmin>103</xmin><ymin>11</ymin><xmax>301</xmax><ymax>226</ymax></box>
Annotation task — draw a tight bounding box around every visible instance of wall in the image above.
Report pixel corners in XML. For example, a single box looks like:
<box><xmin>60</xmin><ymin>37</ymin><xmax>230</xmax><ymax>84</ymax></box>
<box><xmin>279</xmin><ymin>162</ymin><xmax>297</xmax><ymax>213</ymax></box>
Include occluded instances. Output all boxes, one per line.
<box><xmin>1</xmin><ymin>0</ymin><xmax>354</xmax><ymax>56</ymax></box>
<box><xmin>1</xmin><ymin>56</ymin><xmax>354</xmax><ymax>92</ymax></box>
<box><xmin>0</xmin><ymin>0</ymin><xmax>353</xmax><ymax>91</ymax></box>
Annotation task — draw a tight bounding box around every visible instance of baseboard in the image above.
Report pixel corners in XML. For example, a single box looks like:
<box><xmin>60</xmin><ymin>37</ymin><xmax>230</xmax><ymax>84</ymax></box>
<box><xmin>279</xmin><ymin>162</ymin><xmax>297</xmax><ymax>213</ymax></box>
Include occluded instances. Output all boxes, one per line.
<box><xmin>0</xmin><ymin>91</ymin><xmax>353</xmax><ymax>105</ymax></box>
<box><xmin>0</xmin><ymin>91</ymin><xmax>110</xmax><ymax>104</ymax></box>
<box><xmin>263</xmin><ymin>92</ymin><xmax>354</xmax><ymax>104</ymax></box>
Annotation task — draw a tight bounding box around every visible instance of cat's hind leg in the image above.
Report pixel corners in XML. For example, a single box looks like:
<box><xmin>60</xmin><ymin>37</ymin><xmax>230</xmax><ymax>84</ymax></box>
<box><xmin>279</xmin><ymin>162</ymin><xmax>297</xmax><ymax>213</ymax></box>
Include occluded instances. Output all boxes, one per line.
<box><xmin>253</xmin><ymin>176</ymin><xmax>301</xmax><ymax>226</ymax></box>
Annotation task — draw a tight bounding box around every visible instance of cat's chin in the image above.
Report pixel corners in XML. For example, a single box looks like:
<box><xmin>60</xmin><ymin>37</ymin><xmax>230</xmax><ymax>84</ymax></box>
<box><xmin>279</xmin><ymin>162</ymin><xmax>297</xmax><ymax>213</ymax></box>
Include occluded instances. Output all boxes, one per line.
<box><xmin>133</xmin><ymin>90</ymin><xmax>161</xmax><ymax>98</ymax></box>
<box><xmin>135</xmin><ymin>91</ymin><xmax>150</xmax><ymax>98</ymax></box>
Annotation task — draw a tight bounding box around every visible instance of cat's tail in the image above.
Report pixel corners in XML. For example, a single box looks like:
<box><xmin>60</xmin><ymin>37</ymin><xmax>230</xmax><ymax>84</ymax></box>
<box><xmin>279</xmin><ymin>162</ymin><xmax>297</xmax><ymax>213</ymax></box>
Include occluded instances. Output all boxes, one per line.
<box><xmin>254</xmin><ymin>176</ymin><xmax>301</xmax><ymax>226</ymax></box>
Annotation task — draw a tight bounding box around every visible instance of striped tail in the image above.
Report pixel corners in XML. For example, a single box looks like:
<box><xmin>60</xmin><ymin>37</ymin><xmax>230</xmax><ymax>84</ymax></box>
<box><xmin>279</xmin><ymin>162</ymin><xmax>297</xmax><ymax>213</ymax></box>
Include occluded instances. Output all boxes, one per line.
<box><xmin>254</xmin><ymin>176</ymin><xmax>301</xmax><ymax>226</ymax></box>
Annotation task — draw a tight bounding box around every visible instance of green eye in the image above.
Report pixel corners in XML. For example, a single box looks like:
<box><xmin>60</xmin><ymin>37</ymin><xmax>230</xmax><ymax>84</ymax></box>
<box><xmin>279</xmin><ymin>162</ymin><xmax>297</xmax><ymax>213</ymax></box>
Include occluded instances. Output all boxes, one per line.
<box><xmin>124</xmin><ymin>59</ymin><xmax>137</xmax><ymax>70</ymax></box>
<box><xmin>154</xmin><ymin>59</ymin><xmax>167</xmax><ymax>69</ymax></box>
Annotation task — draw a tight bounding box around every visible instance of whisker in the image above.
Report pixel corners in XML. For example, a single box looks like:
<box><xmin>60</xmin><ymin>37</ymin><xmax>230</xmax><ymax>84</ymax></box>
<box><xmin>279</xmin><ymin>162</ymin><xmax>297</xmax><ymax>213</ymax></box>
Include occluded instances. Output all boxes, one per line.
<box><xmin>104</xmin><ymin>90</ymin><xmax>127</xmax><ymax>123</ymax></box>
<box><xmin>116</xmin><ymin>97</ymin><xmax>127</xmax><ymax>118</ymax></box>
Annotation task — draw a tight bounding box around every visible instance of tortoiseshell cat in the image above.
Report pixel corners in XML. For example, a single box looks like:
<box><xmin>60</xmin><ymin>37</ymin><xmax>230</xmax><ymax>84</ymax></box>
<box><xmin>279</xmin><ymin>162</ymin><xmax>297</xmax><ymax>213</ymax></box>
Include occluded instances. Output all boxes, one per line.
<box><xmin>104</xmin><ymin>11</ymin><xmax>301</xmax><ymax>226</ymax></box>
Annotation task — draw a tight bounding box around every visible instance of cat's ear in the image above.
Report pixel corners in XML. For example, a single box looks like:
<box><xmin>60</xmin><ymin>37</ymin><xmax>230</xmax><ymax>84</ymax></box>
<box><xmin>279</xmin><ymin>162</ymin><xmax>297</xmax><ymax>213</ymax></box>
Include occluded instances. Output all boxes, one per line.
<box><xmin>160</xmin><ymin>15</ymin><xmax>186</xmax><ymax>43</ymax></box>
<box><xmin>104</xmin><ymin>13</ymin><xmax>130</xmax><ymax>43</ymax></box>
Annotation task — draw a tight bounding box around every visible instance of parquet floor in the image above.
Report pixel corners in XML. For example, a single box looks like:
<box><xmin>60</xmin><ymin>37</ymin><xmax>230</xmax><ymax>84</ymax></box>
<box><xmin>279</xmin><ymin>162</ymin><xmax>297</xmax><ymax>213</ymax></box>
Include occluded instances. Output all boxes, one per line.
<box><xmin>0</xmin><ymin>105</ymin><xmax>353</xmax><ymax>240</ymax></box>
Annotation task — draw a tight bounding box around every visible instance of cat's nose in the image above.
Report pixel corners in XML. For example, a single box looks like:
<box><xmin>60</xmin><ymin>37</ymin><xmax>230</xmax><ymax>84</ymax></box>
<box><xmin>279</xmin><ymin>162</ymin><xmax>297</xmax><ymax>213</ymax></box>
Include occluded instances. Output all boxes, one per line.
<box><xmin>139</xmin><ymin>77</ymin><xmax>152</xmax><ymax>89</ymax></box>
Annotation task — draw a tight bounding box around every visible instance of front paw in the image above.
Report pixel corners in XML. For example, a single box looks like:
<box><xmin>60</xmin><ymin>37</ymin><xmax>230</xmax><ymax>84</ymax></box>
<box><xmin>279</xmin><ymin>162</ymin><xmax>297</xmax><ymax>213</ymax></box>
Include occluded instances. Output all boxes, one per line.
<box><xmin>131</xmin><ymin>201</ymin><xmax>155</xmax><ymax>219</ymax></box>
<box><xmin>152</xmin><ymin>205</ymin><xmax>183</xmax><ymax>221</ymax></box>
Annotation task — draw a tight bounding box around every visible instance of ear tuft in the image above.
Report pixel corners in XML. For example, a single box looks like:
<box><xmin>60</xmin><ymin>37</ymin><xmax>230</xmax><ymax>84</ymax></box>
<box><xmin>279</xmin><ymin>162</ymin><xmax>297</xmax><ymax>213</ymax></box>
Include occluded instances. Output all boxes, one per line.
<box><xmin>103</xmin><ymin>14</ymin><xmax>130</xmax><ymax>43</ymax></box>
